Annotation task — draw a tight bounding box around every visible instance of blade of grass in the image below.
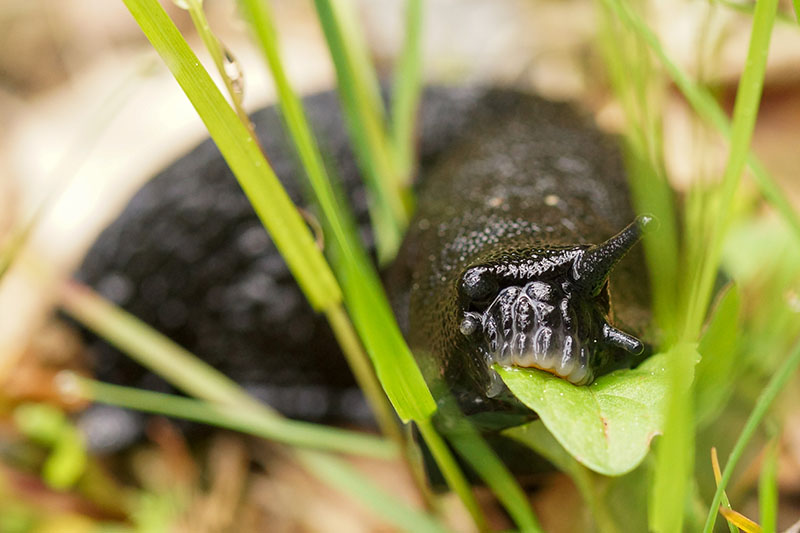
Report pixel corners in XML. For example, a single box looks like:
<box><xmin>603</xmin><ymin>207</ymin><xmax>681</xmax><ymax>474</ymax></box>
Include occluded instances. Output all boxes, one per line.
<box><xmin>601</xmin><ymin>0</ymin><xmax>800</xmax><ymax>251</ymax></box>
<box><xmin>180</xmin><ymin>0</ymin><xmax>257</xmax><ymax>143</ymax></box>
<box><xmin>715</xmin><ymin>0</ymin><xmax>796</xmax><ymax>25</ymax></box>
<box><xmin>70</xmin><ymin>375</ymin><xmax>396</xmax><ymax>460</ymax></box>
<box><xmin>121</xmin><ymin>0</ymin><xmax>340</xmax><ymax>313</ymax></box>
<box><xmin>447</xmin><ymin>426</ymin><xmax>542</xmax><ymax>532</ymax></box>
<box><xmin>216</xmin><ymin>0</ymin><xmax>405</xmax><ymax>454</ymax></box>
<box><xmin>702</xmin><ymin>339</ymin><xmax>800</xmax><ymax>533</ymax></box>
<box><xmin>429</xmin><ymin>387</ymin><xmax>541</xmax><ymax>532</ymax></box>
<box><xmin>63</xmin><ymin>281</ymin><xmax>260</xmax><ymax>409</ymax></box>
<box><xmin>649</xmin><ymin>342</ymin><xmax>697</xmax><ymax>533</ymax></box>
<box><xmin>312</xmin><ymin>0</ymin><xmax>411</xmax><ymax>263</ymax></box>
<box><xmin>597</xmin><ymin>2</ymin><xmax>679</xmax><ymax>337</ymax></box>
<box><xmin>415</xmin><ymin>419</ymin><xmax>488</xmax><ymax>532</ymax></box>
<box><xmin>758</xmin><ymin>437</ymin><xmax>779</xmax><ymax>533</ymax></box>
<box><xmin>237</xmin><ymin>0</ymin><xmax>442</xmax><ymax>507</ymax></box>
<box><xmin>296</xmin><ymin>449</ymin><xmax>447</xmax><ymax>533</ymax></box>
<box><xmin>60</xmin><ymin>281</ymin><xmax>446</xmax><ymax>531</ymax></box>
<box><xmin>390</xmin><ymin>0</ymin><xmax>424</xmax><ymax>185</ymax></box>
<box><xmin>711</xmin><ymin>447</ymin><xmax>741</xmax><ymax>533</ymax></box>
<box><xmin>681</xmin><ymin>0</ymin><xmax>778</xmax><ymax>338</ymax></box>
<box><xmin>331</xmin><ymin>0</ymin><xmax>386</xmax><ymax>121</ymax></box>
<box><xmin>235</xmin><ymin>0</ymin><xmax>436</xmax><ymax>425</ymax></box>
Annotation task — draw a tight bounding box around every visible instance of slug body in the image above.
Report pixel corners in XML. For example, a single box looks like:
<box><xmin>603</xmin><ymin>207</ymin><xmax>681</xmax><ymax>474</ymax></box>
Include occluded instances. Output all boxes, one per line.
<box><xmin>77</xmin><ymin>88</ymin><xmax>650</xmax><ymax>442</ymax></box>
<box><xmin>393</xmin><ymin>91</ymin><xmax>651</xmax><ymax>417</ymax></box>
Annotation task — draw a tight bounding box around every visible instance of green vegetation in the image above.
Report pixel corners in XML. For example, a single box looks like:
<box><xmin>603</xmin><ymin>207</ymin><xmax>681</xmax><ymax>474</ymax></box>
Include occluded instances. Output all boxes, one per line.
<box><xmin>2</xmin><ymin>0</ymin><xmax>798</xmax><ymax>531</ymax></box>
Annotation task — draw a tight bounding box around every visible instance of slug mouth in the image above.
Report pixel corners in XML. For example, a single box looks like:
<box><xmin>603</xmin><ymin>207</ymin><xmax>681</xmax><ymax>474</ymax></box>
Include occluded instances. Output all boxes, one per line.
<box><xmin>461</xmin><ymin>282</ymin><xmax>593</xmax><ymax>387</ymax></box>
<box><xmin>457</xmin><ymin>217</ymin><xmax>652</xmax><ymax>397</ymax></box>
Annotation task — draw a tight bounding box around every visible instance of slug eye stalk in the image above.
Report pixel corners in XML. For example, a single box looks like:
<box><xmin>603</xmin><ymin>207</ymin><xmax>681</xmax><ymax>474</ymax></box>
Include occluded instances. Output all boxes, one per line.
<box><xmin>572</xmin><ymin>215</ymin><xmax>654</xmax><ymax>297</ymax></box>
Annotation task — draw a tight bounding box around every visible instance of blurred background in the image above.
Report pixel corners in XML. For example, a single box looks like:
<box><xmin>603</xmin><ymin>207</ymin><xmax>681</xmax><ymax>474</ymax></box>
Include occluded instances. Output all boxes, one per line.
<box><xmin>1</xmin><ymin>0</ymin><xmax>799</xmax><ymax>531</ymax></box>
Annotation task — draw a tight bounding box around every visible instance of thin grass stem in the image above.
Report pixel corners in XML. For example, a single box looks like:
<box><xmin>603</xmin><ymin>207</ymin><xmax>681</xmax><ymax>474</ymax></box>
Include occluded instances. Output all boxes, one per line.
<box><xmin>182</xmin><ymin>0</ymin><xmax>258</xmax><ymax>144</ymax></box>
<box><xmin>122</xmin><ymin>0</ymin><xmax>341</xmax><ymax>312</ymax></box>
<box><xmin>236</xmin><ymin>0</ymin><xmax>404</xmax><ymax>446</ymax></box>
<box><xmin>702</xmin><ymin>339</ymin><xmax>800</xmax><ymax>533</ymax></box>
<box><xmin>73</xmin><ymin>376</ymin><xmax>397</xmax><ymax>459</ymax></box>
<box><xmin>758</xmin><ymin>437</ymin><xmax>779</xmax><ymax>533</ymax></box>
<box><xmin>391</xmin><ymin>0</ymin><xmax>424</xmax><ymax>187</ymax></box>
<box><xmin>416</xmin><ymin>419</ymin><xmax>489</xmax><ymax>532</ymax></box>
<box><xmin>61</xmin><ymin>281</ymin><xmax>445</xmax><ymax>530</ymax></box>
<box><xmin>295</xmin><ymin>449</ymin><xmax>447</xmax><ymax>533</ymax></box>
<box><xmin>601</xmin><ymin>0</ymin><xmax>800</xmax><ymax>253</ymax></box>
<box><xmin>312</xmin><ymin>0</ymin><xmax>410</xmax><ymax>262</ymax></box>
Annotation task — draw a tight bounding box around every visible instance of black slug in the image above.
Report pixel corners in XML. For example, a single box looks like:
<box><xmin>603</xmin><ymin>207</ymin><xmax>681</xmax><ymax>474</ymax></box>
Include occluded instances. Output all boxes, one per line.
<box><xmin>390</xmin><ymin>90</ymin><xmax>651</xmax><ymax>418</ymax></box>
<box><xmin>76</xmin><ymin>87</ymin><xmax>650</xmax><ymax>445</ymax></box>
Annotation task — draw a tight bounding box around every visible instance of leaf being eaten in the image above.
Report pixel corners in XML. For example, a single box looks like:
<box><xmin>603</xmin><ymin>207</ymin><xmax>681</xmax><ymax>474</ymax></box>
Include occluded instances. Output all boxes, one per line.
<box><xmin>495</xmin><ymin>351</ymin><xmax>675</xmax><ymax>476</ymax></box>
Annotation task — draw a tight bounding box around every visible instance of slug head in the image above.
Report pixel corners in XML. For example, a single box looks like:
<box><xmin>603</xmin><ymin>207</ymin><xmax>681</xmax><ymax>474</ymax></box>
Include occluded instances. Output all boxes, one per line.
<box><xmin>457</xmin><ymin>216</ymin><xmax>651</xmax><ymax>393</ymax></box>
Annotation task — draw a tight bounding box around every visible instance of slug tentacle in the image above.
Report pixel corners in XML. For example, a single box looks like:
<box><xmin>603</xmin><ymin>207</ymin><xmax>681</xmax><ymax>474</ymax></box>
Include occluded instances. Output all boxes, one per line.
<box><xmin>602</xmin><ymin>323</ymin><xmax>644</xmax><ymax>354</ymax></box>
<box><xmin>572</xmin><ymin>215</ymin><xmax>653</xmax><ymax>296</ymax></box>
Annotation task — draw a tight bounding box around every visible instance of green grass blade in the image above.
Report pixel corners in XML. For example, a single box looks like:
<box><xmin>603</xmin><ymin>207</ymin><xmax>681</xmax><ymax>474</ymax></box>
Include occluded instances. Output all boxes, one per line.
<box><xmin>338</xmin><ymin>260</ymin><xmax>436</xmax><ymax>422</ymax></box>
<box><xmin>61</xmin><ymin>282</ymin><xmax>444</xmax><ymax>529</ymax></box>
<box><xmin>427</xmin><ymin>383</ymin><xmax>541</xmax><ymax>531</ymax></box>
<box><xmin>241</xmin><ymin>0</ymin><xmax>437</xmax><ymax>427</ymax></box>
<box><xmin>181</xmin><ymin>0</ymin><xmax>253</xmax><ymax>133</ymax></box>
<box><xmin>448</xmin><ymin>428</ymin><xmax>542</xmax><ymax>532</ymax></box>
<box><xmin>600</xmin><ymin>0</ymin><xmax>800</xmax><ymax>253</ymax></box>
<box><xmin>597</xmin><ymin>2</ymin><xmax>680</xmax><ymax>337</ymax></box>
<box><xmin>236</xmin><ymin>0</ymin><xmax>438</xmax><ymax>425</ymax></box>
<box><xmin>312</xmin><ymin>0</ymin><xmax>410</xmax><ymax>262</ymax></box>
<box><xmin>236</xmin><ymin>0</ymin><xmax>428</xmax><ymax>429</ymax></box>
<box><xmin>229</xmin><ymin>0</ymin><xmax>404</xmax><ymax>443</ymax></box>
<box><xmin>121</xmin><ymin>0</ymin><xmax>340</xmax><ymax>312</ymax></box>
<box><xmin>682</xmin><ymin>0</ymin><xmax>778</xmax><ymax>337</ymax></box>
<box><xmin>795</xmin><ymin>0</ymin><xmax>800</xmax><ymax>22</ymax></box>
<box><xmin>72</xmin><ymin>376</ymin><xmax>396</xmax><ymax>459</ymax></box>
<box><xmin>416</xmin><ymin>419</ymin><xmax>488</xmax><ymax>531</ymax></box>
<box><xmin>391</xmin><ymin>0</ymin><xmax>424</xmax><ymax>185</ymax></box>
<box><xmin>758</xmin><ymin>437</ymin><xmax>779</xmax><ymax>533</ymax></box>
<box><xmin>62</xmin><ymin>281</ymin><xmax>261</xmax><ymax>409</ymax></box>
<box><xmin>332</xmin><ymin>0</ymin><xmax>386</xmax><ymax>120</ymax></box>
<box><xmin>296</xmin><ymin>449</ymin><xmax>448</xmax><ymax>533</ymax></box>
<box><xmin>715</xmin><ymin>0</ymin><xmax>796</xmax><ymax>24</ymax></box>
<box><xmin>702</xmin><ymin>339</ymin><xmax>800</xmax><ymax>533</ymax></box>
<box><xmin>650</xmin><ymin>342</ymin><xmax>697</xmax><ymax>533</ymax></box>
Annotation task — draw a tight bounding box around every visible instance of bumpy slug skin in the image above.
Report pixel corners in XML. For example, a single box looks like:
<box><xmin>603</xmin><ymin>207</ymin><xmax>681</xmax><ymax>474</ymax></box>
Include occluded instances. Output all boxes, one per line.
<box><xmin>389</xmin><ymin>90</ymin><xmax>651</xmax><ymax>421</ymax></box>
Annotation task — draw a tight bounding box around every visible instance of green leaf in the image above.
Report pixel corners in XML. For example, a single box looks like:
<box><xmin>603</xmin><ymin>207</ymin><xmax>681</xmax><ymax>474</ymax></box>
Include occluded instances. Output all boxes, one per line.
<box><xmin>495</xmin><ymin>351</ymin><xmax>679</xmax><ymax>476</ymax></box>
